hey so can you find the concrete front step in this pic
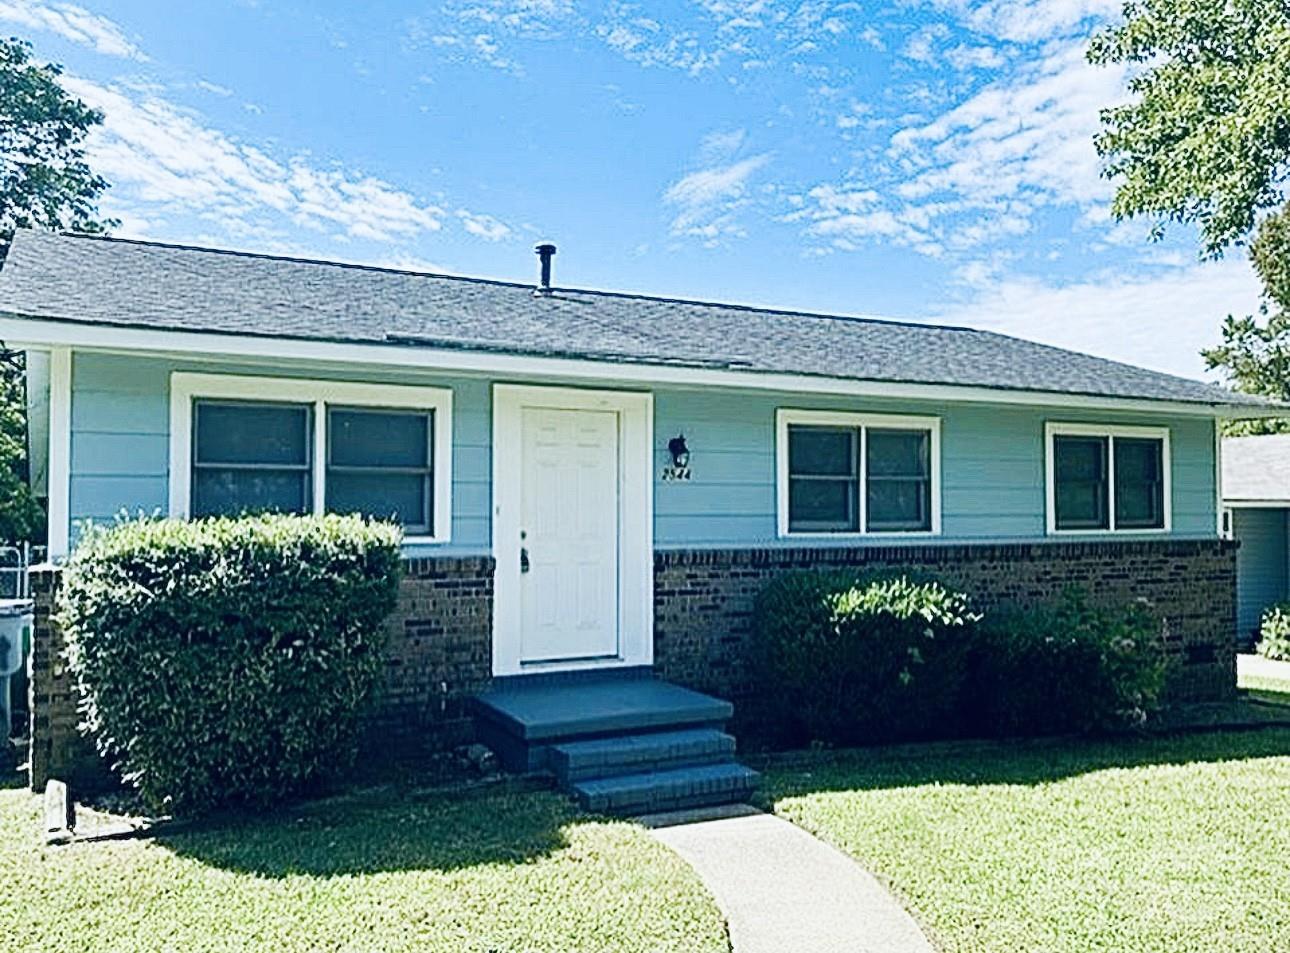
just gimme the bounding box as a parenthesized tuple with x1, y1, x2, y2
(549, 728, 737, 785)
(573, 762, 761, 816)
(473, 676, 733, 742)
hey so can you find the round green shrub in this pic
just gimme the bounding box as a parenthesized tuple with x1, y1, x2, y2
(749, 571, 979, 747)
(57, 514, 403, 814)
(1257, 603, 1290, 662)
(963, 590, 1170, 736)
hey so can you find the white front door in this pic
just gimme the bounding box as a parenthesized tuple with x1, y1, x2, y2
(492, 385, 654, 676)
(519, 407, 620, 662)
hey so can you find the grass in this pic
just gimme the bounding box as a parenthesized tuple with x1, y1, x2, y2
(0, 784, 728, 953)
(764, 729, 1290, 953)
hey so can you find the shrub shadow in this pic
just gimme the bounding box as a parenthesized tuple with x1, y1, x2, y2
(757, 725, 1290, 803)
(153, 786, 578, 878)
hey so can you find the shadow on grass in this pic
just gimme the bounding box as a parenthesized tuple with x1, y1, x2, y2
(757, 726, 1290, 804)
(153, 787, 579, 878)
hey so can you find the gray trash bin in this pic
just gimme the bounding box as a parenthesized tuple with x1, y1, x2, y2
(0, 599, 33, 739)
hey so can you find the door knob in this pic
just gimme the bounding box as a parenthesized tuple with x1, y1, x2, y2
(520, 547, 530, 574)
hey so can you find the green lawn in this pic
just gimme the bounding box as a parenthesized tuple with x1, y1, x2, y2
(764, 729, 1290, 953)
(0, 784, 727, 953)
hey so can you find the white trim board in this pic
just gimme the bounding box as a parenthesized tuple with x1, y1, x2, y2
(46, 347, 71, 559)
(1044, 422, 1173, 536)
(2, 315, 1278, 418)
(775, 408, 943, 539)
(169, 372, 453, 544)
(491, 384, 654, 677)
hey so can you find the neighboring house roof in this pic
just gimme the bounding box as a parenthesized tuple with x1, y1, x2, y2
(1224, 434, 1290, 504)
(0, 228, 1274, 410)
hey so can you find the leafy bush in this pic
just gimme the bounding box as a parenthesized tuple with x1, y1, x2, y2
(1257, 604, 1290, 661)
(749, 571, 979, 747)
(964, 590, 1170, 736)
(57, 514, 403, 813)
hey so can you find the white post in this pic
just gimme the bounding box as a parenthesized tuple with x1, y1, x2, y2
(46, 348, 71, 560)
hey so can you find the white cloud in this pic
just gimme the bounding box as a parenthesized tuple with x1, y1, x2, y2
(0, 0, 146, 58)
(664, 152, 772, 242)
(922, 0, 1122, 42)
(597, 9, 723, 76)
(934, 257, 1263, 379)
(893, 42, 1123, 209)
(194, 79, 233, 97)
(457, 209, 514, 241)
(63, 76, 450, 244)
(799, 38, 1127, 258)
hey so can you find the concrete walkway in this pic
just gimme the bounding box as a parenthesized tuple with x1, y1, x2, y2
(1239, 652, 1290, 684)
(648, 807, 934, 953)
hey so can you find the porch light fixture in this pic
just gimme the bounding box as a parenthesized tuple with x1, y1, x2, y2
(668, 435, 690, 469)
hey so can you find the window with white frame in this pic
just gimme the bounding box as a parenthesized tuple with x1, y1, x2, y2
(777, 410, 940, 536)
(1046, 423, 1169, 534)
(171, 374, 452, 542)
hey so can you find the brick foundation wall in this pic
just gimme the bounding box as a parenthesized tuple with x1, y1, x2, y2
(365, 556, 495, 751)
(654, 540, 1238, 734)
(27, 566, 107, 792)
(28, 556, 495, 791)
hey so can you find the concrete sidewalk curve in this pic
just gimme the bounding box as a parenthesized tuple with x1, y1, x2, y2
(649, 808, 934, 953)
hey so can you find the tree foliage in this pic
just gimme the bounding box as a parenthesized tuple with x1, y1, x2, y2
(1089, 1, 1290, 256)
(1091, 3, 1290, 426)
(0, 36, 115, 543)
(1, 36, 113, 256)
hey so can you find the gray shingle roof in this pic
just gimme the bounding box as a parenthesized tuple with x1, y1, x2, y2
(1224, 435, 1290, 502)
(0, 229, 1272, 408)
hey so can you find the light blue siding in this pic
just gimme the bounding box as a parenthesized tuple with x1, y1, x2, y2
(653, 388, 1218, 544)
(66, 351, 1221, 555)
(1233, 507, 1289, 641)
(69, 352, 492, 556)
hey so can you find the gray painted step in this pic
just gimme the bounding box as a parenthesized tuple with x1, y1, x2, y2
(473, 676, 733, 741)
(574, 762, 761, 816)
(550, 728, 737, 785)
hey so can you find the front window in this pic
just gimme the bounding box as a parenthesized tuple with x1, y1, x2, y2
(1051, 435, 1108, 530)
(1049, 425, 1168, 533)
(173, 373, 453, 542)
(866, 429, 932, 532)
(326, 407, 434, 535)
(191, 400, 313, 517)
(779, 411, 939, 536)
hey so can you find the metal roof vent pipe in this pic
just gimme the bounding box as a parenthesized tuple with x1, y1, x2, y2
(534, 242, 556, 296)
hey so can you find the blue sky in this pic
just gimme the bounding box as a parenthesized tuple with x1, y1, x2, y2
(0, 0, 1265, 379)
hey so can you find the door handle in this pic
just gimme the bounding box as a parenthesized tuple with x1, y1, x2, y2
(520, 547, 530, 574)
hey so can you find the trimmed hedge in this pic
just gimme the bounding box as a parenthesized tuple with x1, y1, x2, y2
(963, 591, 1170, 736)
(750, 571, 979, 747)
(750, 571, 1171, 747)
(1257, 603, 1290, 661)
(57, 514, 403, 814)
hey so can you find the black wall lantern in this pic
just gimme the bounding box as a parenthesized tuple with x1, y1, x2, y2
(668, 434, 690, 469)
(663, 434, 692, 482)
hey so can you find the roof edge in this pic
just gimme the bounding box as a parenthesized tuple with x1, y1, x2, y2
(0, 311, 1280, 419)
(6, 229, 980, 335)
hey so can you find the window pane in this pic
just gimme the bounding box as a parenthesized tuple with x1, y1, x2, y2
(789, 478, 858, 531)
(195, 401, 310, 466)
(1115, 437, 1164, 528)
(327, 472, 429, 530)
(192, 469, 310, 517)
(330, 409, 431, 468)
(868, 480, 930, 531)
(1054, 435, 1106, 483)
(788, 426, 856, 477)
(1053, 436, 1108, 530)
(867, 430, 929, 478)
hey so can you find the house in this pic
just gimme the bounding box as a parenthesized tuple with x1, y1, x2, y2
(0, 229, 1276, 809)
(1223, 434, 1290, 644)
